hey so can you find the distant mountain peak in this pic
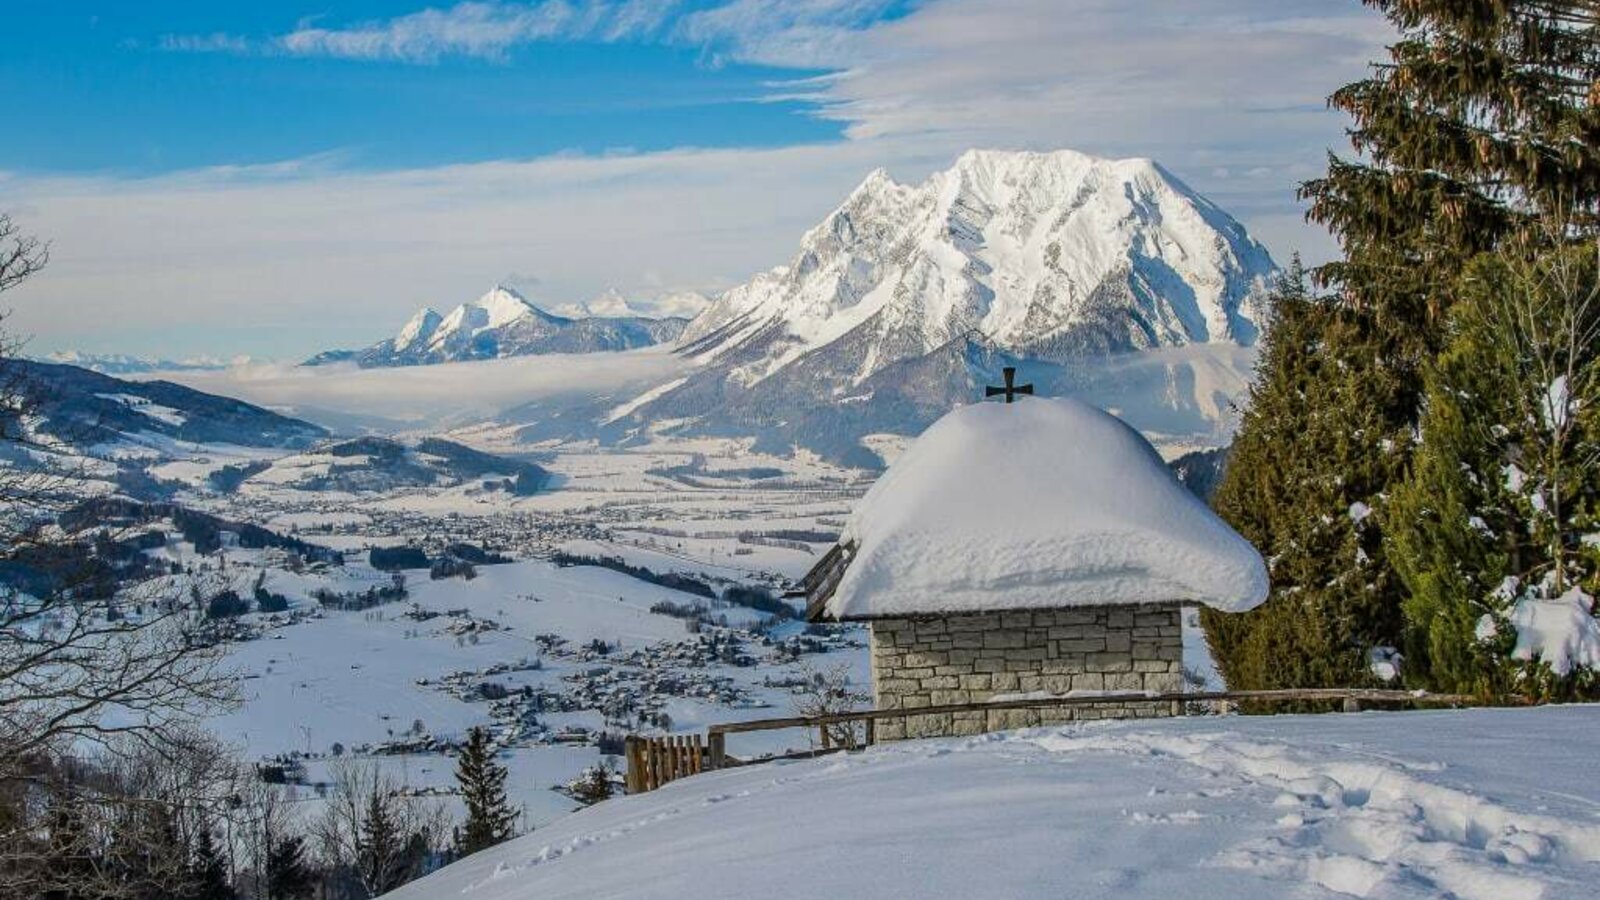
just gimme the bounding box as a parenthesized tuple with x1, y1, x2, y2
(304, 284, 689, 369)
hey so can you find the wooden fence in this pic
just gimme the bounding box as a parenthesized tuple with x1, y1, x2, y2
(623, 687, 1476, 794)
(624, 733, 727, 794)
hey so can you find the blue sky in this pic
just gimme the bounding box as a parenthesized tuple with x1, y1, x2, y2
(3, 1, 1392, 359)
(6, 2, 890, 175)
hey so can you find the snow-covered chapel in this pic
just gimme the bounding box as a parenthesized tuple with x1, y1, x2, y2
(801, 394, 1270, 740)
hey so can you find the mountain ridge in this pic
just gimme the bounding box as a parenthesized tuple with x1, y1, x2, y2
(307, 286, 689, 368)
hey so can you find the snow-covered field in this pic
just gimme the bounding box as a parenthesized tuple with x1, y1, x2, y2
(390, 705, 1600, 900)
(204, 551, 868, 827)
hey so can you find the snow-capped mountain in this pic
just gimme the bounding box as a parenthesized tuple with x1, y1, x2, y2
(308, 286, 689, 368)
(588, 149, 1277, 464)
(679, 149, 1275, 384)
(39, 351, 246, 375)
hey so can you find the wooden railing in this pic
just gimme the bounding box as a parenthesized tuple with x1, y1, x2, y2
(623, 688, 1476, 793)
(623, 734, 716, 794)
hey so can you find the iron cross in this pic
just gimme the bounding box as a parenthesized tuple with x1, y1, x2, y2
(985, 366, 1034, 403)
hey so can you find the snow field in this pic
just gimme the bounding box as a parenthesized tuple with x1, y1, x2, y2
(387, 706, 1600, 900)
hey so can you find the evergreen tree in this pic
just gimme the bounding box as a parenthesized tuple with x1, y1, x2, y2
(190, 825, 236, 900)
(356, 789, 404, 895)
(265, 835, 316, 900)
(453, 727, 517, 856)
(1303, 1, 1600, 334)
(1387, 242, 1600, 698)
(1202, 259, 1413, 688)
(1210, 4, 1600, 690)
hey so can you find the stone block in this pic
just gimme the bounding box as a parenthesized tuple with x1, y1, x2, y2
(1072, 673, 1105, 691)
(1142, 672, 1184, 693)
(985, 709, 1040, 732)
(905, 713, 953, 738)
(1105, 672, 1144, 691)
(923, 675, 960, 690)
(1000, 612, 1034, 629)
(1087, 653, 1134, 672)
(952, 711, 987, 734)
(1104, 631, 1132, 653)
(960, 673, 993, 691)
(983, 631, 1026, 650)
(1042, 674, 1074, 694)
(949, 613, 1000, 631)
(1053, 653, 1087, 671)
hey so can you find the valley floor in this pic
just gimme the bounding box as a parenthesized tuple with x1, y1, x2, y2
(388, 705, 1600, 900)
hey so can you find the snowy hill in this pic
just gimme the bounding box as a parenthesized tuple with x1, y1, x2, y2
(307, 286, 688, 368)
(587, 149, 1275, 464)
(231, 435, 552, 496)
(386, 706, 1600, 900)
(7, 360, 327, 453)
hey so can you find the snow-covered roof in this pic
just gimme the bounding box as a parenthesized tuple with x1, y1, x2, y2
(816, 397, 1268, 619)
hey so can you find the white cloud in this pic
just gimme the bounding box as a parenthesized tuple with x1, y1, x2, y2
(158, 32, 252, 53)
(161, 1, 685, 63)
(276, 1, 602, 63)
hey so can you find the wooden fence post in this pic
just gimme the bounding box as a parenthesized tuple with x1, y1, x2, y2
(708, 731, 726, 770)
(624, 737, 643, 794)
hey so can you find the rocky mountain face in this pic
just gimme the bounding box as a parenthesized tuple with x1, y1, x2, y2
(587, 149, 1277, 465)
(306, 286, 688, 368)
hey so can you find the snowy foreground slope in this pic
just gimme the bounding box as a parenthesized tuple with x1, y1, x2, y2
(390, 706, 1600, 900)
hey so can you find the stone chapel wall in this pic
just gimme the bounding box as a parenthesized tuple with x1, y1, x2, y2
(868, 604, 1185, 740)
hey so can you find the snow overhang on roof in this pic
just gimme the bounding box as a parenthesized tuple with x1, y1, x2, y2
(804, 397, 1269, 622)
